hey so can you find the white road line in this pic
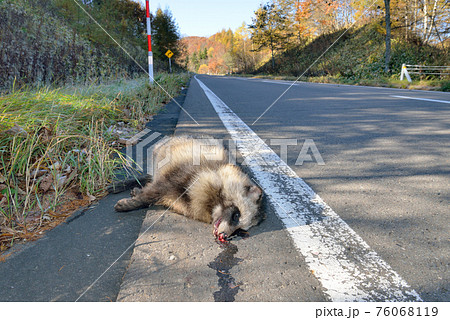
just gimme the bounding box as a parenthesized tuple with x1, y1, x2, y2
(195, 76, 422, 302)
(391, 95, 450, 104)
(261, 80, 298, 85)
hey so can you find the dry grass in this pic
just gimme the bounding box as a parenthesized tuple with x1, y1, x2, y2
(0, 73, 191, 253)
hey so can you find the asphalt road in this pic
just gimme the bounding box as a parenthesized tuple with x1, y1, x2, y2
(119, 75, 449, 301)
(1, 76, 448, 302)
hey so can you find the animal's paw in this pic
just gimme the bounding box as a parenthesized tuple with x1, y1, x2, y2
(114, 199, 129, 212)
(130, 187, 141, 197)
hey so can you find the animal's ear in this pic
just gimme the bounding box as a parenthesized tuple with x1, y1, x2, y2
(247, 185, 262, 201)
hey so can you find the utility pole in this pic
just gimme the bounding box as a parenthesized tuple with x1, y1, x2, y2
(146, 1, 154, 84)
(384, 0, 391, 73)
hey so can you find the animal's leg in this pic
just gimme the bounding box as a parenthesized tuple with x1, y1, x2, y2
(114, 183, 160, 212)
(114, 198, 147, 212)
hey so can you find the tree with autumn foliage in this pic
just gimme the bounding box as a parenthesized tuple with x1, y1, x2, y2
(349, 0, 449, 45)
(231, 23, 253, 73)
(249, 1, 292, 69)
(294, 0, 352, 39)
(198, 64, 209, 74)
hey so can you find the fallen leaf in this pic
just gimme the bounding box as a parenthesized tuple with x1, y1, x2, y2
(64, 169, 78, 186)
(39, 174, 53, 193)
(38, 126, 53, 143)
(31, 169, 47, 179)
(16, 187, 26, 196)
(53, 174, 67, 190)
(49, 162, 61, 171)
(87, 193, 96, 202)
(123, 108, 131, 117)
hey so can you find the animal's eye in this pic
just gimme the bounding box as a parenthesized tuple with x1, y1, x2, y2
(232, 211, 240, 223)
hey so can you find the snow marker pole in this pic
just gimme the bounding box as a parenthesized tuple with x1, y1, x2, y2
(146, 1, 153, 84)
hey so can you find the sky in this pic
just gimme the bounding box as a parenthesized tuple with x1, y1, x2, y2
(136, 0, 263, 37)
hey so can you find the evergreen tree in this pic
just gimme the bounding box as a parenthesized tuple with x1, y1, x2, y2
(198, 47, 208, 60)
(191, 52, 200, 71)
(152, 7, 181, 66)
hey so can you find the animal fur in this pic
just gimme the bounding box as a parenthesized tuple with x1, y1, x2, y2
(114, 136, 264, 239)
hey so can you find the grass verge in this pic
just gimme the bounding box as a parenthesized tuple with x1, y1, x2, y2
(0, 73, 191, 253)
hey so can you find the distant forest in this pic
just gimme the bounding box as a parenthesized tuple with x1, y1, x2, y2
(181, 0, 449, 80)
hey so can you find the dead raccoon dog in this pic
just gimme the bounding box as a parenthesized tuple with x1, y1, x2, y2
(114, 136, 264, 242)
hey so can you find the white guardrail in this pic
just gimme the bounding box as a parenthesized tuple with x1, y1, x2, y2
(401, 63, 450, 82)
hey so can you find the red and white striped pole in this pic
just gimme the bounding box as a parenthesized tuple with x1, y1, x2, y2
(146, 0, 154, 84)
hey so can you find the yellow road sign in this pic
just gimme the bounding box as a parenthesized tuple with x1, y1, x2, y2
(165, 50, 174, 58)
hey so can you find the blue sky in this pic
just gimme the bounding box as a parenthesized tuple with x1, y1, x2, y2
(137, 0, 263, 37)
